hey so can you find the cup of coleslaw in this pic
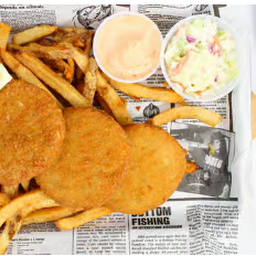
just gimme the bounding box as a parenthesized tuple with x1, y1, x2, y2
(161, 15, 241, 101)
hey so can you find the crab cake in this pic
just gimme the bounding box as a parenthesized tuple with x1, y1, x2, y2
(106, 123, 187, 214)
(36, 107, 130, 209)
(0, 79, 65, 186)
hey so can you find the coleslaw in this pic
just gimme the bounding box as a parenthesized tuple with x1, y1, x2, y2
(164, 18, 238, 98)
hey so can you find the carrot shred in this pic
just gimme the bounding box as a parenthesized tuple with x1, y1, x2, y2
(172, 51, 190, 76)
(212, 36, 223, 54)
(194, 90, 202, 96)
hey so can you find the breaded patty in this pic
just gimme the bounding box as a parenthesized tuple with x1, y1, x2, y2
(106, 123, 187, 214)
(0, 79, 65, 185)
(36, 107, 130, 209)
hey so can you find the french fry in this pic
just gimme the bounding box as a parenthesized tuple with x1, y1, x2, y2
(16, 52, 90, 108)
(75, 65, 84, 81)
(88, 57, 98, 73)
(94, 92, 114, 117)
(0, 190, 58, 253)
(76, 57, 98, 106)
(2, 185, 19, 199)
(96, 71, 133, 126)
(23, 206, 82, 226)
(185, 162, 198, 174)
(71, 45, 89, 74)
(65, 59, 75, 83)
(53, 28, 93, 50)
(12, 25, 58, 45)
(8, 43, 74, 59)
(146, 106, 222, 127)
(55, 207, 112, 231)
(37, 37, 55, 46)
(0, 23, 11, 50)
(102, 73, 185, 104)
(0, 214, 22, 255)
(20, 180, 30, 192)
(0, 193, 9, 207)
(53, 27, 89, 41)
(84, 30, 94, 56)
(42, 58, 69, 73)
(83, 71, 97, 106)
(1, 50, 64, 109)
(0, 189, 58, 228)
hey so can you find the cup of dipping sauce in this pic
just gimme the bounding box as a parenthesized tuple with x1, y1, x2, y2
(93, 12, 163, 83)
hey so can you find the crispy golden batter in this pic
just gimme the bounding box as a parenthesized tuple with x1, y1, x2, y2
(0, 79, 65, 185)
(36, 108, 130, 209)
(106, 124, 187, 214)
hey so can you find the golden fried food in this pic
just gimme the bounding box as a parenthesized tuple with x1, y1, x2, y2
(0, 50, 64, 109)
(96, 71, 133, 126)
(0, 189, 58, 228)
(23, 206, 82, 226)
(56, 123, 188, 229)
(0, 79, 65, 185)
(12, 25, 57, 45)
(102, 72, 184, 104)
(0, 214, 21, 254)
(106, 123, 187, 214)
(36, 107, 130, 209)
(147, 106, 222, 127)
(0, 23, 11, 50)
(16, 52, 90, 108)
(1, 185, 19, 199)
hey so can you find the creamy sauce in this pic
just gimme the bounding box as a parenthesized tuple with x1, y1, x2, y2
(96, 14, 162, 81)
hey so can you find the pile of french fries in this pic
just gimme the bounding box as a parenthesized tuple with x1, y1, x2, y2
(0, 23, 222, 254)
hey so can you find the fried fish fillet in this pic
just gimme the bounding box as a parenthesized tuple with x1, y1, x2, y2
(0, 79, 65, 186)
(106, 123, 187, 214)
(36, 107, 130, 209)
(55, 123, 189, 230)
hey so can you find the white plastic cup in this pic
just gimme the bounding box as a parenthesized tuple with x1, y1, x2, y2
(93, 11, 163, 84)
(161, 15, 242, 101)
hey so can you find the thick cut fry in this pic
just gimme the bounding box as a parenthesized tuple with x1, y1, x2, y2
(23, 207, 82, 226)
(2, 185, 19, 199)
(83, 71, 97, 106)
(20, 180, 30, 192)
(8, 43, 74, 59)
(0, 214, 22, 255)
(94, 92, 114, 116)
(71, 45, 89, 74)
(0, 23, 11, 50)
(16, 52, 90, 108)
(56, 207, 112, 231)
(96, 71, 133, 126)
(102, 73, 184, 103)
(12, 25, 57, 45)
(0, 193, 9, 207)
(75, 65, 84, 81)
(84, 31, 93, 56)
(66, 59, 75, 83)
(1, 50, 64, 109)
(42, 58, 68, 73)
(53, 28, 93, 51)
(0, 189, 58, 228)
(0, 190, 58, 253)
(146, 106, 222, 127)
(88, 57, 98, 73)
(53, 27, 89, 41)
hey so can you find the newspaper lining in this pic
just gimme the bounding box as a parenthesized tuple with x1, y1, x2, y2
(0, 4, 239, 255)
